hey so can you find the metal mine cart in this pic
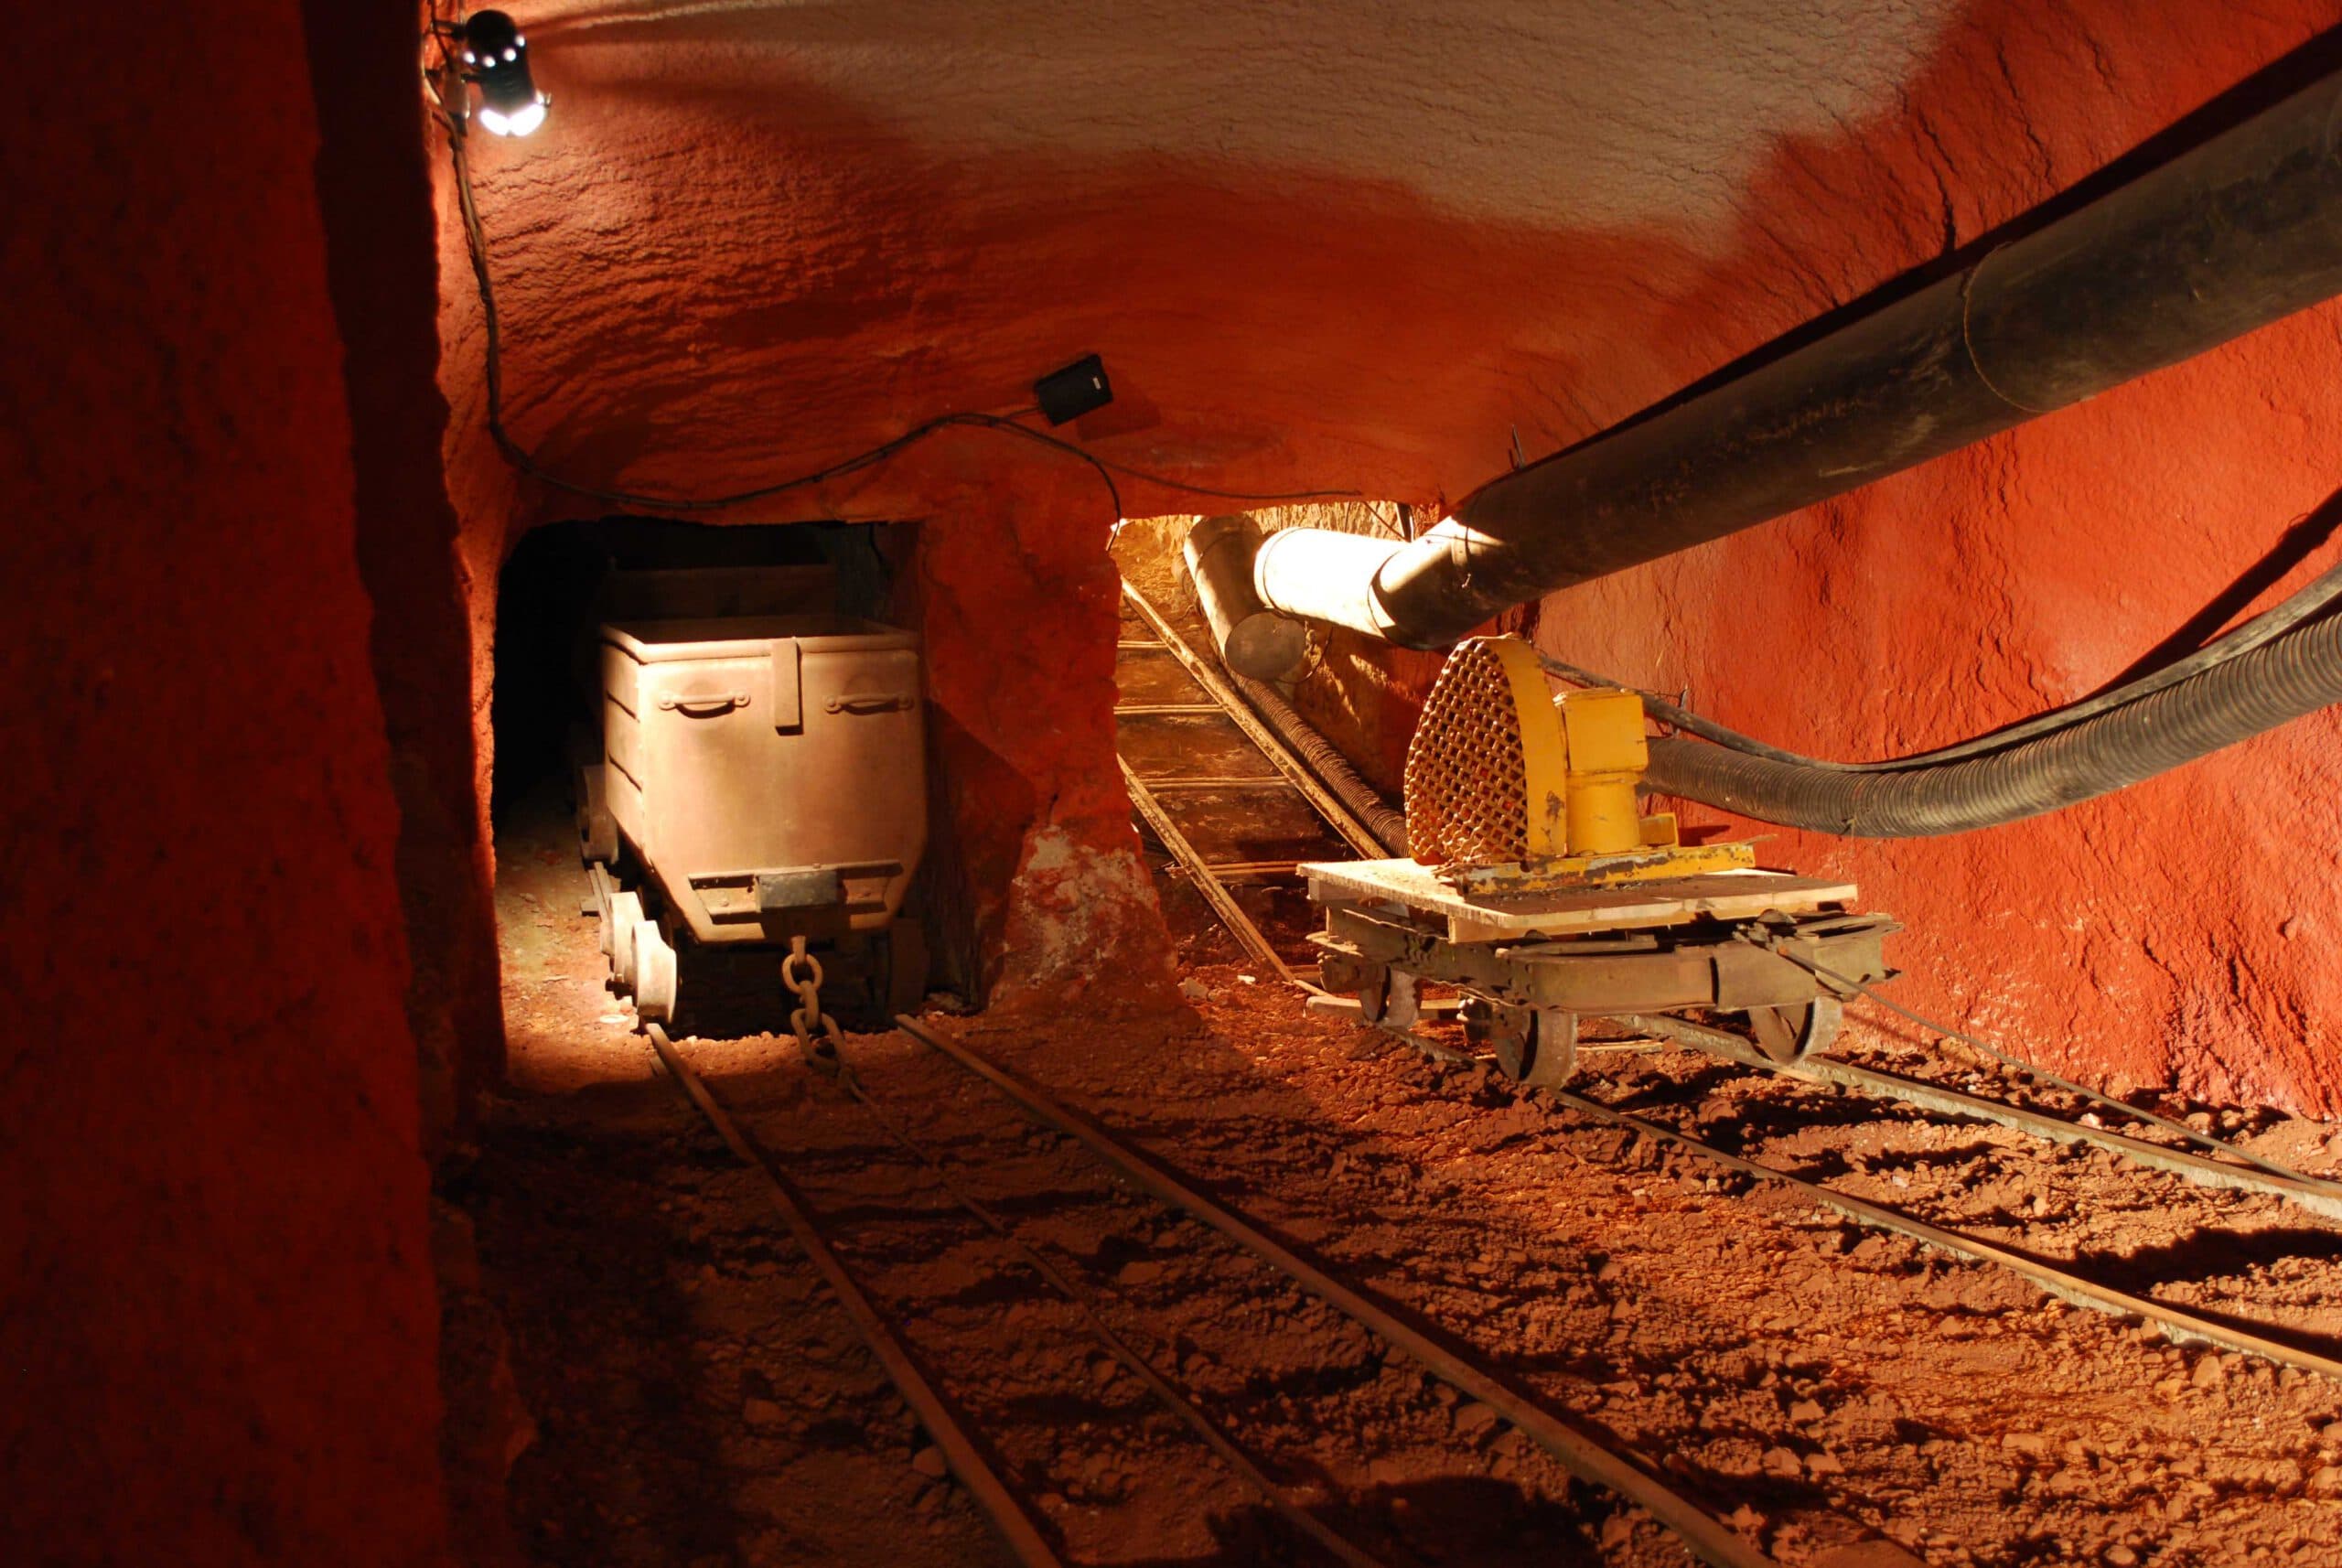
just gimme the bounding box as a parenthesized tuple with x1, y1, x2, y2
(1306, 634, 1895, 1084)
(575, 609, 929, 1026)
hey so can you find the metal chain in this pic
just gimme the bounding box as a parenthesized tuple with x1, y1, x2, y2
(781, 936, 844, 1055)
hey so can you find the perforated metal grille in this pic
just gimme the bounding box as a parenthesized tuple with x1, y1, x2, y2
(1403, 637, 1530, 865)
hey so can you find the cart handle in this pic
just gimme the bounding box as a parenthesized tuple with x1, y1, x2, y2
(658, 691, 750, 714)
(824, 693, 915, 715)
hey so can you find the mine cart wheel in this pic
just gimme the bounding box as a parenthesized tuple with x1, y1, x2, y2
(1358, 964, 1421, 1032)
(575, 763, 618, 866)
(607, 891, 644, 987)
(1469, 1000, 1578, 1088)
(632, 919, 678, 1023)
(1748, 994, 1842, 1064)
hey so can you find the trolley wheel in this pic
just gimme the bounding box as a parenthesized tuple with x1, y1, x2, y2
(1358, 964, 1421, 1031)
(1748, 994, 1842, 1064)
(607, 891, 644, 986)
(575, 762, 618, 866)
(632, 919, 678, 1023)
(1469, 1000, 1578, 1087)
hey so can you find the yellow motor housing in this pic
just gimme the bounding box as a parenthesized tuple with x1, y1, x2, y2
(1556, 686, 1647, 856)
(1403, 634, 1753, 886)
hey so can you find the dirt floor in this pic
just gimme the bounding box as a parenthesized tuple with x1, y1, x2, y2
(457, 521, 2342, 1565)
(455, 784, 2342, 1567)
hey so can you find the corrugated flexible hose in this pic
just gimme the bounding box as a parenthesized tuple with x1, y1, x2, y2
(1233, 672, 1412, 855)
(1643, 607, 2342, 836)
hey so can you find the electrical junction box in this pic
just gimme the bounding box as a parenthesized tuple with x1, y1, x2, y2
(1035, 354, 1113, 425)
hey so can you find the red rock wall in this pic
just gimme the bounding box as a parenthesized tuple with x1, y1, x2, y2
(2, 2, 452, 1561)
(894, 464, 1174, 1004)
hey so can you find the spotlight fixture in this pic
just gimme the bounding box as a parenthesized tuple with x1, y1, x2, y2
(461, 11, 547, 137)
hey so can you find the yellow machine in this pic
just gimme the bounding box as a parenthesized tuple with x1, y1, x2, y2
(1307, 631, 1886, 1076)
(1402, 634, 1755, 892)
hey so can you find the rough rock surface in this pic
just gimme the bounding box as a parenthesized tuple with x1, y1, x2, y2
(439, 0, 2342, 1106)
(3, 2, 453, 1561)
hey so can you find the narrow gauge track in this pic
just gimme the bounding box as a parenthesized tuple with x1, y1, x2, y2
(1345, 994, 2342, 1387)
(1550, 1018, 2342, 1384)
(643, 1019, 1797, 1568)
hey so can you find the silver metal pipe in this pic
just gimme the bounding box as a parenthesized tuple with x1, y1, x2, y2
(1251, 526, 1404, 640)
(1182, 514, 1311, 682)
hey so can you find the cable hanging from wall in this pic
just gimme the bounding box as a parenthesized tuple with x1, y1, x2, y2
(423, 7, 1360, 521)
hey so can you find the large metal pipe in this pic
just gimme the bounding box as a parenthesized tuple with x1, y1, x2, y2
(1183, 515, 1310, 682)
(1257, 67, 2342, 650)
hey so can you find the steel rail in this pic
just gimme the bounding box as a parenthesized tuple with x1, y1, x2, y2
(821, 1046, 1397, 1568)
(1119, 582, 1389, 861)
(641, 1025, 1066, 1568)
(1615, 1012, 2342, 1224)
(1120, 757, 1305, 987)
(1542, 1052, 2342, 1385)
(1754, 941, 2337, 1190)
(896, 1015, 1778, 1568)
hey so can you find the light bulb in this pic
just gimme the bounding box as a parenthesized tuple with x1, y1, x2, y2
(477, 98, 547, 137)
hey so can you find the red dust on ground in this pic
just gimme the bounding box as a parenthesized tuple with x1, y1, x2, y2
(464, 811, 2342, 1566)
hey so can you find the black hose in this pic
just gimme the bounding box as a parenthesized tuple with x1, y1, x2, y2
(1234, 673, 1412, 855)
(1547, 554, 2342, 772)
(1359, 67, 2342, 650)
(1642, 607, 2342, 836)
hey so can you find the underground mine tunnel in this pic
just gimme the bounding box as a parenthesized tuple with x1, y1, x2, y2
(24, 2, 2342, 1565)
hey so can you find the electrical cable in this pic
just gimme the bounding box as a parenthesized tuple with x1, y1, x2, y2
(1539, 552, 2342, 773)
(441, 114, 1360, 521)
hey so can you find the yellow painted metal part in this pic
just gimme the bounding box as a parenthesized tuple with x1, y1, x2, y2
(1557, 687, 1647, 855)
(1402, 634, 1765, 891)
(1485, 636, 1569, 857)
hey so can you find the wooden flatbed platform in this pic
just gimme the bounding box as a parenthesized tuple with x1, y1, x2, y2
(1302, 858, 1859, 943)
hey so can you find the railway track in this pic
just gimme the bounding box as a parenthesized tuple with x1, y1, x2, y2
(1343, 992, 2342, 1386)
(1548, 1028, 2342, 1384)
(1113, 578, 1381, 986)
(640, 993, 2342, 1566)
(644, 1018, 1804, 1568)
(1617, 1010, 2342, 1225)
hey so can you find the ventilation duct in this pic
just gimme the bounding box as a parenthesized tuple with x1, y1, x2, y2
(1252, 66, 2342, 650)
